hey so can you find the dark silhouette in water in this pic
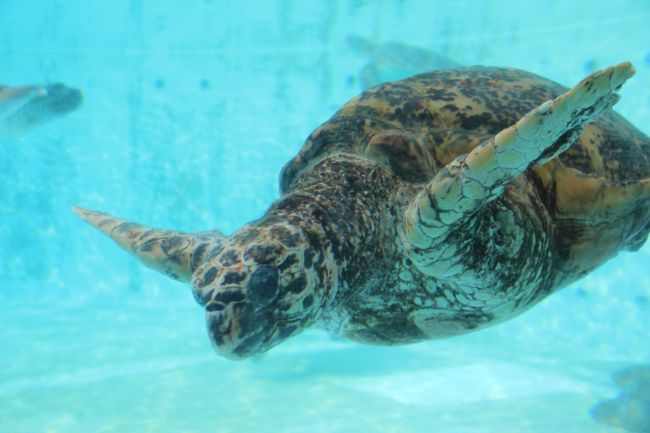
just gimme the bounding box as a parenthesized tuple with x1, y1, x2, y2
(0, 83, 82, 137)
(347, 35, 460, 89)
(591, 365, 650, 433)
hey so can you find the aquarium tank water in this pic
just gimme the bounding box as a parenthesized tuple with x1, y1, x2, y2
(1, 1, 649, 432)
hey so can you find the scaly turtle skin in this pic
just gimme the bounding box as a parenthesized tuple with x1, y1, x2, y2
(75, 62, 650, 360)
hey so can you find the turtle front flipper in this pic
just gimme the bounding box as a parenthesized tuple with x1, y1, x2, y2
(401, 62, 636, 277)
(73, 207, 224, 282)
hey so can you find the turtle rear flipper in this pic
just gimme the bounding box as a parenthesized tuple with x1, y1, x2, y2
(544, 168, 650, 277)
(400, 62, 637, 277)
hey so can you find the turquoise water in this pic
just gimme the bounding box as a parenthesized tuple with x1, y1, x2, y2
(1, 1, 650, 432)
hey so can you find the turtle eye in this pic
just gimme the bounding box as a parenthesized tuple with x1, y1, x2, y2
(247, 265, 279, 307)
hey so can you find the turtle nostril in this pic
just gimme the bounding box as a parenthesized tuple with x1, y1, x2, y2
(247, 265, 279, 307)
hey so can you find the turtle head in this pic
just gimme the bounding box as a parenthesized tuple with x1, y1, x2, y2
(192, 222, 326, 359)
(74, 208, 330, 360)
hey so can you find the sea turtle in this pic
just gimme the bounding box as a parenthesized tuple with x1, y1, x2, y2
(591, 365, 650, 432)
(347, 35, 460, 89)
(0, 85, 45, 114)
(0, 83, 82, 138)
(75, 62, 650, 360)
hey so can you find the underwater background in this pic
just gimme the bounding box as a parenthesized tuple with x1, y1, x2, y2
(1, 1, 649, 432)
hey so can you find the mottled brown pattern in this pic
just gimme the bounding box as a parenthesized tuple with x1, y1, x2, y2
(76, 64, 650, 360)
(282, 67, 649, 189)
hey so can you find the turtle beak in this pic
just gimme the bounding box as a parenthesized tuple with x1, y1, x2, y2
(72, 207, 224, 282)
(205, 303, 273, 359)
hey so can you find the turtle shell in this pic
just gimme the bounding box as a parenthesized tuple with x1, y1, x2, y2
(280, 67, 650, 194)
